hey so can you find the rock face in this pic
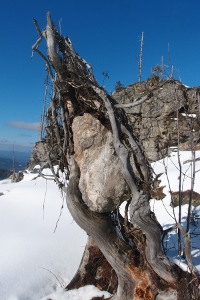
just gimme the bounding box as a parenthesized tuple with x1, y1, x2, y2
(112, 79, 200, 162)
(28, 141, 49, 170)
(11, 171, 24, 183)
(72, 113, 128, 212)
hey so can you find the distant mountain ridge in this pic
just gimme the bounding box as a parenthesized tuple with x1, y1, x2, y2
(0, 157, 13, 171)
(0, 151, 31, 171)
(0, 169, 12, 180)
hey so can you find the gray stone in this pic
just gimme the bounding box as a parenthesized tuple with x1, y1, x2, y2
(112, 80, 200, 162)
(28, 141, 50, 170)
(72, 113, 128, 213)
(11, 171, 24, 183)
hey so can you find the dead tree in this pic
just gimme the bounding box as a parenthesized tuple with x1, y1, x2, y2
(32, 13, 200, 300)
(139, 32, 144, 83)
(135, 32, 144, 83)
(12, 144, 16, 183)
(40, 71, 49, 141)
(161, 56, 163, 81)
(168, 43, 173, 79)
(13, 145, 16, 174)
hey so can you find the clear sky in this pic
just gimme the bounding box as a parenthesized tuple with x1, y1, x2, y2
(1, 0, 200, 152)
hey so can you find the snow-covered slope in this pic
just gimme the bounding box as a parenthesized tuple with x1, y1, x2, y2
(1, 150, 200, 299)
(150, 150, 200, 272)
(0, 169, 87, 300)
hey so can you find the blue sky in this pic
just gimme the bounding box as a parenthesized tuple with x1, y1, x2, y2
(0, 0, 200, 152)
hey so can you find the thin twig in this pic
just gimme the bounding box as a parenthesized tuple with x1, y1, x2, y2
(54, 191, 65, 233)
(39, 266, 66, 288)
(43, 179, 47, 219)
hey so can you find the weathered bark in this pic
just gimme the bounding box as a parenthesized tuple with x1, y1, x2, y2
(66, 157, 136, 299)
(40, 71, 48, 141)
(66, 156, 155, 300)
(32, 12, 200, 300)
(177, 223, 198, 275)
(46, 12, 63, 77)
(50, 94, 61, 145)
(93, 87, 177, 284)
(66, 235, 118, 294)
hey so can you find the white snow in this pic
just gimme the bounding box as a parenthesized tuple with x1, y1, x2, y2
(40, 285, 111, 300)
(1, 150, 200, 299)
(181, 113, 196, 118)
(0, 169, 87, 300)
(150, 150, 200, 272)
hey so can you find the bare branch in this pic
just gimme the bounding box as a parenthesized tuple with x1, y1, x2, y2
(33, 47, 54, 81)
(176, 223, 198, 275)
(31, 18, 44, 58)
(175, 87, 182, 256)
(32, 17, 54, 81)
(33, 18, 43, 39)
(93, 86, 176, 284)
(40, 71, 49, 141)
(58, 93, 68, 153)
(46, 12, 63, 76)
(114, 93, 150, 108)
(139, 32, 144, 82)
(93, 86, 139, 197)
(51, 90, 61, 145)
(161, 56, 163, 80)
(47, 153, 63, 189)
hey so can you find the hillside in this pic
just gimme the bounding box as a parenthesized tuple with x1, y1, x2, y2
(0, 168, 89, 300)
(1, 150, 200, 299)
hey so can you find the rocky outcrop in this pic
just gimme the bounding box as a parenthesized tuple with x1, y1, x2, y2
(29, 80, 200, 171)
(11, 171, 24, 183)
(171, 190, 200, 207)
(72, 113, 128, 212)
(28, 141, 50, 170)
(112, 79, 200, 162)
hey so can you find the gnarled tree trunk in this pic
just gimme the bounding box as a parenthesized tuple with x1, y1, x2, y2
(32, 12, 200, 300)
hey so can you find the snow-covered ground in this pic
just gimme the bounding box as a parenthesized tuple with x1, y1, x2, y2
(0, 167, 112, 300)
(1, 150, 200, 299)
(150, 150, 200, 272)
(0, 169, 87, 300)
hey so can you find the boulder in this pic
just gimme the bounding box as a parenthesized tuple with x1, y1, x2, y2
(72, 113, 128, 213)
(28, 141, 49, 170)
(11, 171, 24, 183)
